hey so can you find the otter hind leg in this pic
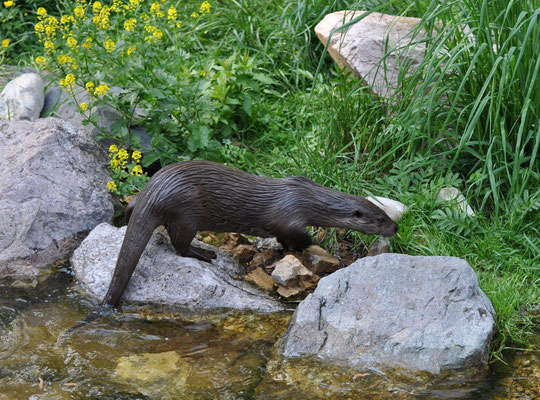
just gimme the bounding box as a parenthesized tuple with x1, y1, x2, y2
(166, 219, 216, 262)
(276, 227, 312, 251)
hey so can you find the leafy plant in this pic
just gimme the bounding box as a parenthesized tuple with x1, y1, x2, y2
(106, 145, 149, 200)
(35, 0, 271, 166)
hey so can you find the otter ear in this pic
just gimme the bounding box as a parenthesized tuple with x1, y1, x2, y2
(354, 210, 364, 219)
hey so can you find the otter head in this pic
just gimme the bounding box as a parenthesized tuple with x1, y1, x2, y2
(341, 197, 399, 237)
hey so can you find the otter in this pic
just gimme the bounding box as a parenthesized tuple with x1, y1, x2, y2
(102, 160, 398, 307)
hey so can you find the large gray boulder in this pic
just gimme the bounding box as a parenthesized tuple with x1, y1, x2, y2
(0, 118, 114, 278)
(281, 254, 496, 373)
(0, 73, 44, 121)
(71, 223, 285, 313)
(315, 11, 425, 98)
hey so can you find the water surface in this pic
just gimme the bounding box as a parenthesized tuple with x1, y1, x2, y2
(0, 268, 537, 399)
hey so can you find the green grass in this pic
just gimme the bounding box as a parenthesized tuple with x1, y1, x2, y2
(212, 0, 540, 355)
(4, 0, 539, 357)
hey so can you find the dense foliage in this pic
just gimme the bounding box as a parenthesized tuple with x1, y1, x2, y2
(1, 0, 538, 356)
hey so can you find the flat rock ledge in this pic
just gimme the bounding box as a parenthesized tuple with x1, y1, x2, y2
(0, 118, 113, 278)
(72, 223, 285, 313)
(281, 253, 496, 374)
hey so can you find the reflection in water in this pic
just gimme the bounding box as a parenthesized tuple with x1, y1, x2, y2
(0, 269, 538, 399)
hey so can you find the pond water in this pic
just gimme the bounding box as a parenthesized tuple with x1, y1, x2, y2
(0, 268, 538, 400)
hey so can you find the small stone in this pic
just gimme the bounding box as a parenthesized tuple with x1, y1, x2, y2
(244, 267, 275, 291)
(221, 233, 251, 252)
(271, 255, 319, 293)
(277, 285, 303, 298)
(250, 249, 280, 268)
(254, 237, 284, 251)
(366, 196, 407, 222)
(437, 187, 475, 216)
(271, 255, 306, 287)
(0, 73, 44, 121)
(302, 245, 341, 275)
(231, 244, 258, 263)
(367, 238, 391, 257)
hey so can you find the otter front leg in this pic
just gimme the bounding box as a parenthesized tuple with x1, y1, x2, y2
(166, 220, 216, 262)
(275, 226, 312, 251)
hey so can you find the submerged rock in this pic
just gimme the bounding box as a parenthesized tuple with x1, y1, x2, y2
(0, 118, 113, 278)
(71, 223, 284, 313)
(115, 351, 190, 397)
(281, 253, 496, 373)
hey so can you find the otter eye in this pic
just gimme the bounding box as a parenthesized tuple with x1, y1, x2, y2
(354, 210, 364, 219)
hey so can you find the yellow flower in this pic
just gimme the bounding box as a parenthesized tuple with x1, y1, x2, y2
(176, 21, 182, 28)
(97, 7, 111, 29)
(132, 150, 142, 160)
(191, 12, 198, 18)
(93, 1, 102, 14)
(117, 149, 129, 160)
(129, 0, 141, 10)
(124, 18, 137, 31)
(44, 40, 55, 52)
(45, 16, 59, 38)
(1, 39, 9, 48)
(57, 54, 69, 65)
(60, 15, 72, 25)
(67, 37, 77, 49)
(37, 7, 47, 18)
(4, 1, 14, 8)
(73, 5, 85, 19)
(150, 2, 160, 15)
(109, 144, 118, 153)
(94, 83, 110, 97)
(60, 73, 76, 93)
(127, 46, 135, 55)
(152, 29, 163, 40)
(35, 22, 45, 35)
(167, 7, 177, 21)
(105, 39, 115, 52)
(35, 56, 47, 67)
(107, 181, 118, 192)
(85, 81, 95, 92)
(132, 165, 143, 176)
(200, 1, 211, 14)
(199, 70, 206, 77)
(82, 37, 92, 49)
(80, 102, 88, 111)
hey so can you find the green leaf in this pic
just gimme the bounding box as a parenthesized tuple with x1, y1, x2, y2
(242, 96, 252, 116)
(253, 73, 276, 85)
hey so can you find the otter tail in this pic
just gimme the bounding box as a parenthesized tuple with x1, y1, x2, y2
(101, 205, 161, 307)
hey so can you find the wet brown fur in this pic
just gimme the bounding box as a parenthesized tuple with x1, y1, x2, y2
(102, 160, 398, 307)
